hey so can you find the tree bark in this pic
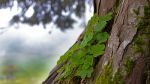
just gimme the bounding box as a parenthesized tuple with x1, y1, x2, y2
(43, 0, 150, 84)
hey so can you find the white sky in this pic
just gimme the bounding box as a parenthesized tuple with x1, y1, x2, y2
(0, 1, 93, 67)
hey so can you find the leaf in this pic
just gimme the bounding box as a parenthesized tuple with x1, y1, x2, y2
(96, 32, 109, 43)
(76, 67, 93, 79)
(94, 51, 104, 57)
(81, 32, 93, 47)
(87, 67, 93, 78)
(94, 21, 107, 32)
(71, 43, 80, 51)
(89, 14, 100, 25)
(90, 44, 105, 57)
(60, 64, 73, 79)
(82, 55, 93, 69)
(70, 50, 86, 65)
(57, 43, 80, 64)
(77, 69, 87, 79)
(57, 53, 70, 65)
(85, 55, 93, 66)
(82, 63, 90, 70)
(100, 12, 113, 22)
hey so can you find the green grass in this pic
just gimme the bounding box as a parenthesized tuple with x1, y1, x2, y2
(0, 58, 52, 84)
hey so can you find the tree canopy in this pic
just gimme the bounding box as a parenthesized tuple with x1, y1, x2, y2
(0, 0, 86, 30)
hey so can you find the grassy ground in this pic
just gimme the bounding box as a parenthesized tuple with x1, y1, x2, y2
(0, 58, 52, 84)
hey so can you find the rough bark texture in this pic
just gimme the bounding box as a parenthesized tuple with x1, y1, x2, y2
(43, 0, 150, 84)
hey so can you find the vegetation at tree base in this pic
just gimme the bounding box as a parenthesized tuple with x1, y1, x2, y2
(57, 13, 112, 80)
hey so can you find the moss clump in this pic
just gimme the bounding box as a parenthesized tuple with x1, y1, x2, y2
(96, 63, 112, 84)
(96, 62, 124, 84)
(144, 3, 150, 84)
(133, 35, 145, 53)
(133, 4, 150, 53)
(144, 4, 150, 18)
(124, 57, 135, 75)
(113, 71, 125, 84)
(112, 0, 122, 15)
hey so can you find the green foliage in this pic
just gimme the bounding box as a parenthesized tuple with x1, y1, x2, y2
(57, 13, 112, 80)
(81, 32, 93, 47)
(0, 0, 86, 29)
(77, 66, 93, 78)
(70, 49, 86, 66)
(95, 21, 107, 32)
(90, 44, 105, 57)
(100, 12, 113, 22)
(96, 32, 109, 43)
(57, 43, 80, 64)
(60, 64, 74, 79)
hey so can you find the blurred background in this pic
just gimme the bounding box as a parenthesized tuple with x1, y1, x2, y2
(0, 0, 93, 84)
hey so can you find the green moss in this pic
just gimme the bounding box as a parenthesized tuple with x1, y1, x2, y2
(96, 63, 112, 84)
(114, 0, 121, 8)
(113, 0, 122, 13)
(133, 4, 150, 54)
(133, 7, 140, 15)
(96, 63, 124, 84)
(113, 71, 125, 84)
(144, 3, 150, 83)
(133, 35, 145, 53)
(144, 4, 150, 18)
(124, 57, 135, 74)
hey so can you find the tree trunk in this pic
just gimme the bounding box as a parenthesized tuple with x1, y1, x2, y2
(43, 0, 150, 84)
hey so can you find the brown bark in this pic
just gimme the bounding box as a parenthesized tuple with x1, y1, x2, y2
(43, 0, 150, 84)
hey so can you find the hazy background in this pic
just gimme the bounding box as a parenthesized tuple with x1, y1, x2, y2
(0, 0, 93, 84)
